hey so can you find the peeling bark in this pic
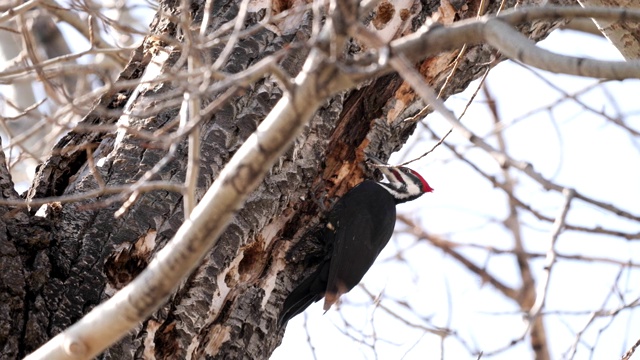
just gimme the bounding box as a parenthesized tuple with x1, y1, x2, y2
(1, 0, 572, 359)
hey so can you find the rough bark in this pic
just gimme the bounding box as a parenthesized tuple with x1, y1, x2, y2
(1, 0, 572, 359)
(577, 0, 640, 60)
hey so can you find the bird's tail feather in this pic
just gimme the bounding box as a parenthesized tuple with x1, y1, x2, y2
(278, 265, 328, 327)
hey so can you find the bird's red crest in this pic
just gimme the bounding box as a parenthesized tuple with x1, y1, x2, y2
(409, 169, 434, 193)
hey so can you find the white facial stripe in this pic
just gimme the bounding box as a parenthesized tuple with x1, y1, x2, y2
(380, 186, 404, 199)
(378, 167, 427, 200)
(406, 180, 421, 195)
(391, 168, 403, 183)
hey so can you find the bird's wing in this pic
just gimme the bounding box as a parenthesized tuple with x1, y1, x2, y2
(278, 264, 329, 326)
(324, 181, 396, 310)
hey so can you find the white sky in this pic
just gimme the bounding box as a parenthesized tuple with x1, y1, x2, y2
(273, 28, 640, 360)
(5, 3, 639, 358)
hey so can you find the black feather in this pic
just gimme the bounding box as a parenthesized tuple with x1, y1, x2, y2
(279, 180, 396, 325)
(278, 263, 328, 326)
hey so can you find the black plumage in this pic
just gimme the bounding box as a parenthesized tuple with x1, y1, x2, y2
(279, 180, 397, 325)
(278, 156, 433, 326)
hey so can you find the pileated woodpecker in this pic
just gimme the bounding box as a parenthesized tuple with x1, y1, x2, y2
(279, 156, 433, 325)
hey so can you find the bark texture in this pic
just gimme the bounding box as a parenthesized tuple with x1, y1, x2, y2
(577, 0, 640, 60)
(1, 0, 568, 359)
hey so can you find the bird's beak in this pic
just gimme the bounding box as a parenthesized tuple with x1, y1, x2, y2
(366, 154, 386, 166)
(365, 154, 387, 165)
(366, 154, 398, 181)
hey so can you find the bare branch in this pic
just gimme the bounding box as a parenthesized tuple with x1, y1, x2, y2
(24, 8, 349, 357)
(391, 7, 640, 80)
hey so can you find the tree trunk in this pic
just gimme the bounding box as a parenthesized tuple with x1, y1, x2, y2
(1, 0, 568, 358)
